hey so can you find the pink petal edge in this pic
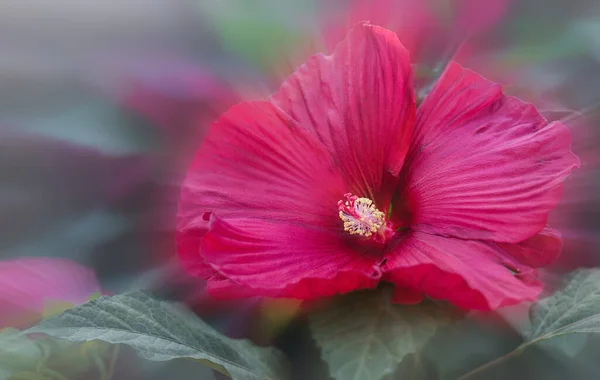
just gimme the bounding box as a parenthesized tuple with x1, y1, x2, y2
(383, 231, 542, 310)
(400, 61, 579, 243)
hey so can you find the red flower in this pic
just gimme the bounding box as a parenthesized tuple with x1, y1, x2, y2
(177, 23, 579, 310)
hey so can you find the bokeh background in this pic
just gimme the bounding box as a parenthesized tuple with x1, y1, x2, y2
(1, 0, 599, 379)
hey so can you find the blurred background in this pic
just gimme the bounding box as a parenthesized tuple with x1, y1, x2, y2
(0, 0, 599, 379)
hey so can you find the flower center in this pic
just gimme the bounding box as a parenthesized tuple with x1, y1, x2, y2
(338, 193, 387, 238)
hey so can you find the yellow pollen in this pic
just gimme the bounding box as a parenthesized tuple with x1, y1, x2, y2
(338, 195, 386, 238)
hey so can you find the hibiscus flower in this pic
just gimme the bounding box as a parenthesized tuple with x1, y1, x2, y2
(177, 22, 579, 310)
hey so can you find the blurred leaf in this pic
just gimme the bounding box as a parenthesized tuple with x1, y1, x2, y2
(0, 327, 120, 380)
(258, 298, 302, 341)
(0, 134, 145, 260)
(499, 28, 589, 65)
(381, 353, 432, 380)
(43, 338, 113, 375)
(380, 313, 524, 380)
(536, 334, 589, 359)
(421, 315, 523, 380)
(456, 268, 600, 379)
(199, 0, 315, 69)
(218, 20, 303, 67)
(0, 329, 43, 380)
(42, 300, 76, 320)
(88, 292, 102, 302)
(18, 102, 154, 155)
(28, 291, 289, 380)
(309, 287, 459, 380)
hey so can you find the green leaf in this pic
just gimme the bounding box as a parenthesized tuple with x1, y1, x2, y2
(198, 0, 315, 70)
(28, 291, 289, 380)
(381, 354, 432, 380)
(0, 328, 116, 380)
(41, 339, 114, 378)
(518, 268, 600, 360)
(309, 287, 459, 380)
(421, 314, 523, 380)
(529, 268, 600, 343)
(0, 329, 44, 380)
(456, 268, 600, 379)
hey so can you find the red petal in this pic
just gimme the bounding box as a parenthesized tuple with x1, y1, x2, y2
(272, 22, 415, 205)
(401, 61, 579, 243)
(497, 226, 562, 268)
(391, 286, 425, 305)
(201, 215, 380, 299)
(177, 224, 215, 278)
(383, 232, 542, 310)
(177, 100, 350, 280)
(179, 100, 346, 224)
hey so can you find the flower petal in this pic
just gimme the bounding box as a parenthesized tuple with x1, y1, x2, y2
(271, 22, 415, 204)
(383, 231, 542, 310)
(390, 286, 425, 305)
(178, 100, 346, 224)
(201, 215, 380, 299)
(497, 226, 562, 268)
(177, 228, 215, 278)
(177, 100, 349, 278)
(401, 61, 579, 243)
